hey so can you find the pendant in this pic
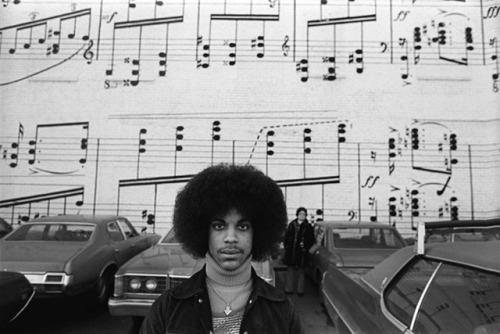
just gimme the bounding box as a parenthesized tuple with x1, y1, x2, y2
(224, 304, 232, 315)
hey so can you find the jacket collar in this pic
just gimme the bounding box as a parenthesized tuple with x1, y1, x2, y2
(171, 265, 287, 302)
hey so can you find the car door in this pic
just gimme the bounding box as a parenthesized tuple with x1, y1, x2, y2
(107, 220, 136, 266)
(116, 218, 149, 258)
(313, 227, 332, 283)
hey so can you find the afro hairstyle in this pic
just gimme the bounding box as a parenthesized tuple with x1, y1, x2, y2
(173, 163, 288, 261)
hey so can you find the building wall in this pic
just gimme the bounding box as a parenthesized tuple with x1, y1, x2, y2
(1, 0, 499, 238)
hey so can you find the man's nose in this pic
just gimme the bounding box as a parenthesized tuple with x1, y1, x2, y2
(224, 225, 238, 242)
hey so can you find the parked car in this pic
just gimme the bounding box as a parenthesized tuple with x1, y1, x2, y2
(108, 228, 275, 325)
(321, 221, 500, 334)
(0, 215, 160, 304)
(308, 221, 407, 284)
(425, 218, 500, 243)
(0, 217, 13, 239)
(0, 271, 35, 325)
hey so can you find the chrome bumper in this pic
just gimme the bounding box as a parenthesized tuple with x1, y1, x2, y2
(108, 298, 155, 317)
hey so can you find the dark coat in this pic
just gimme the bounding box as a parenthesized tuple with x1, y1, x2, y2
(283, 219, 315, 267)
(140, 266, 304, 334)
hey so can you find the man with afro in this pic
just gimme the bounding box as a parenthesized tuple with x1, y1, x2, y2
(140, 163, 304, 334)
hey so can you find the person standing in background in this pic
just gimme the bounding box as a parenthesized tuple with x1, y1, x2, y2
(283, 207, 315, 296)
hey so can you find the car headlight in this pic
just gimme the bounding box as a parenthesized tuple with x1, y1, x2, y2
(145, 278, 157, 291)
(129, 277, 142, 291)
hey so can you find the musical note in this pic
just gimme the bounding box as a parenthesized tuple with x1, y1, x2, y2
(0, 187, 85, 218)
(297, 59, 309, 82)
(196, 35, 210, 69)
(137, 128, 147, 178)
(173, 125, 184, 176)
(211, 121, 221, 166)
(9, 123, 24, 168)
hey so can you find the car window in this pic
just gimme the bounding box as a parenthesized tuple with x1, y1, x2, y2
(107, 221, 125, 241)
(5, 223, 94, 241)
(332, 227, 404, 249)
(161, 228, 178, 244)
(117, 219, 139, 239)
(426, 227, 500, 243)
(385, 258, 500, 333)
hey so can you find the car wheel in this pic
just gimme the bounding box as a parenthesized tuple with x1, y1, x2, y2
(94, 273, 111, 305)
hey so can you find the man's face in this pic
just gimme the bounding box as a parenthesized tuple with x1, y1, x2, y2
(208, 208, 253, 271)
(297, 211, 307, 223)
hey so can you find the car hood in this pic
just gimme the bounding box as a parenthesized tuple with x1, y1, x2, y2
(0, 241, 87, 272)
(117, 243, 204, 277)
(335, 248, 399, 268)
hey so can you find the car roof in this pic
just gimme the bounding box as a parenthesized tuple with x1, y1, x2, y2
(316, 221, 396, 229)
(27, 215, 127, 225)
(363, 241, 500, 292)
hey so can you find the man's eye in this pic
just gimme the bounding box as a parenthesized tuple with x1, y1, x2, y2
(212, 223, 225, 230)
(239, 224, 251, 231)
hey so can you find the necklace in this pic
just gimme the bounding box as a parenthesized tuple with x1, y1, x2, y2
(206, 278, 252, 316)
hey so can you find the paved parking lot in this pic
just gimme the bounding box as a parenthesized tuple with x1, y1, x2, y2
(273, 263, 335, 334)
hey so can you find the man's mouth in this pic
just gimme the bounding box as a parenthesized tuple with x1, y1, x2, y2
(220, 248, 241, 255)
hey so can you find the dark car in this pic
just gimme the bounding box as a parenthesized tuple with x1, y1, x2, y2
(309, 221, 406, 284)
(108, 228, 275, 325)
(321, 221, 500, 333)
(0, 271, 35, 325)
(0, 217, 13, 239)
(0, 215, 160, 304)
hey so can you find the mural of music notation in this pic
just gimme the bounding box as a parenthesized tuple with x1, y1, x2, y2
(0, 0, 498, 237)
(1, 117, 498, 237)
(0, 0, 498, 90)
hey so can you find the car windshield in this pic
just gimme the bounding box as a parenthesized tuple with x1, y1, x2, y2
(385, 258, 500, 333)
(332, 227, 405, 249)
(5, 223, 95, 242)
(160, 229, 179, 244)
(426, 226, 500, 243)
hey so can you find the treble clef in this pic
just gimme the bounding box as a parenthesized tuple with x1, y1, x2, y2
(282, 35, 290, 57)
(83, 40, 94, 64)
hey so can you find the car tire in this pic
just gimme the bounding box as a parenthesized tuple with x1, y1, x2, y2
(94, 272, 112, 305)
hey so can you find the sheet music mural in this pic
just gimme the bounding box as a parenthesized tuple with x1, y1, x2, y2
(0, 0, 498, 237)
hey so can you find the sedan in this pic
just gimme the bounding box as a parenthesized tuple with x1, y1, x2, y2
(0, 215, 160, 304)
(0, 271, 35, 325)
(108, 228, 275, 325)
(309, 221, 406, 284)
(321, 222, 500, 333)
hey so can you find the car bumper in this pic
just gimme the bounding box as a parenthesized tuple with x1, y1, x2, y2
(108, 297, 155, 317)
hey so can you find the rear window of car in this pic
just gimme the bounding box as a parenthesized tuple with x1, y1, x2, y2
(384, 257, 500, 333)
(331, 227, 405, 249)
(426, 227, 500, 243)
(5, 223, 95, 242)
(161, 229, 179, 244)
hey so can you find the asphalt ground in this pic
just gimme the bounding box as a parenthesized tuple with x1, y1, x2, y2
(273, 262, 335, 334)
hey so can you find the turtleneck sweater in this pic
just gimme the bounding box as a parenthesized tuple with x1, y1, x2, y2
(205, 252, 253, 317)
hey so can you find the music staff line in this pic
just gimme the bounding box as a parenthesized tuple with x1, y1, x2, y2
(0, 0, 497, 86)
(2, 136, 498, 172)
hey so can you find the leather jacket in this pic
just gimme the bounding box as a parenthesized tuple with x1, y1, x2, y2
(140, 266, 304, 334)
